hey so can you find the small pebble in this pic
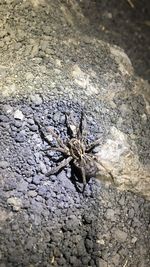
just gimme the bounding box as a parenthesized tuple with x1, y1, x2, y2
(14, 109, 24, 120)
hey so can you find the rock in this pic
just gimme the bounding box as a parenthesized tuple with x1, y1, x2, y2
(39, 161, 47, 174)
(13, 120, 22, 128)
(97, 127, 150, 200)
(111, 253, 120, 265)
(30, 44, 39, 57)
(25, 72, 34, 81)
(3, 178, 17, 191)
(57, 170, 75, 190)
(0, 160, 9, 169)
(14, 109, 24, 120)
(105, 208, 116, 221)
(28, 183, 36, 190)
(15, 130, 26, 143)
(32, 175, 41, 185)
(0, 115, 9, 122)
(28, 190, 38, 197)
(2, 104, 13, 114)
(98, 259, 108, 267)
(30, 94, 43, 105)
(38, 186, 47, 197)
(27, 118, 34, 125)
(28, 124, 38, 132)
(7, 197, 22, 211)
(114, 229, 128, 242)
(128, 208, 135, 219)
(17, 180, 28, 192)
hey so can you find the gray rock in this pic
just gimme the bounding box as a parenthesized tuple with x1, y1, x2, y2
(17, 180, 28, 192)
(15, 130, 26, 143)
(0, 160, 9, 169)
(128, 208, 135, 218)
(28, 190, 38, 197)
(2, 104, 13, 114)
(3, 178, 17, 191)
(57, 170, 75, 190)
(27, 118, 34, 125)
(114, 229, 128, 242)
(28, 124, 38, 132)
(13, 120, 22, 128)
(0, 115, 9, 122)
(105, 208, 116, 221)
(32, 175, 41, 185)
(112, 253, 120, 266)
(7, 197, 22, 211)
(14, 109, 24, 120)
(39, 161, 47, 174)
(38, 186, 47, 197)
(28, 184, 37, 190)
(30, 94, 43, 105)
(25, 72, 34, 81)
(98, 259, 108, 267)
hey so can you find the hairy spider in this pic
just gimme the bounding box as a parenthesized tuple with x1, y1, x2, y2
(35, 112, 112, 192)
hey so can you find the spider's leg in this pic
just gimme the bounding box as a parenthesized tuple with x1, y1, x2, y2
(42, 147, 70, 155)
(86, 138, 101, 152)
(94, 157, 114, 182)
(77, 111, 87, 141)
(34, 118, 49, 143)
(46, 156, 72, 176)
(47, 127, 69, 151)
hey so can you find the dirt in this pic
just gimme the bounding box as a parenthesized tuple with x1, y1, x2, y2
(0, 1, 150, 267)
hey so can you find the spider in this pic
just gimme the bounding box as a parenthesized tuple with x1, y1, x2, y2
(35, 111, 112, 192)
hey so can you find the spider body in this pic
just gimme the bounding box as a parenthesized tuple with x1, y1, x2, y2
(35, 111, 112, 192)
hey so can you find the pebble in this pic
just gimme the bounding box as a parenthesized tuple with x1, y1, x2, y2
(38, 186, 47, 197)
(112, 253, 120, 265)
(57, 171, 75, 190)
(32, 175, 41, 185)
(28, 184, 37, 190)
(3, 178, 17, 191)
(13, 120, 22, 128)
(114, 229, 128, 242)
(39, 161, 47, 174)
(128, 208, 135, 218)
(28, 190, 38, 197)
(25, 72, 34, 80)
(27, 118, 34, 125)
(2, 104, 13, 114)
(15, 130, 26, 143)
(14, 109, 24, 120)
(28, 124, 38, 132)
(30, 94, 43, 105)
(105, 208, 116, 221)
(17, 180, 28, 192)
(7, 197, 22, 211)
(0, 115, 9, 122)
(98, 259, 108, 267)
(0, 160, 9, 169)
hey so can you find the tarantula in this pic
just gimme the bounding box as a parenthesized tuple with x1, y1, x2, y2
(35, 112, 111, 192)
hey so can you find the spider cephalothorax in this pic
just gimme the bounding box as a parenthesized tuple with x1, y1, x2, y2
(35, 111, 111, 192)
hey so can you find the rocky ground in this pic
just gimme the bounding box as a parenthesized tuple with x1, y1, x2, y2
(0, 98, 150, 267)
(0, 0, 150, 267)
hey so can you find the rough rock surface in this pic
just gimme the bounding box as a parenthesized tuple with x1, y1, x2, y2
(0, 1, 150, 267)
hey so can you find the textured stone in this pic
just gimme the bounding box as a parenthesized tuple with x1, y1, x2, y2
(97, 127, 150, 200)
(114, 229, 128, 242)
(7, 197, 22, 211)
(30, 94, 42, 105)
(0, 160, 9, 169)
(14, 109, 24, 120)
